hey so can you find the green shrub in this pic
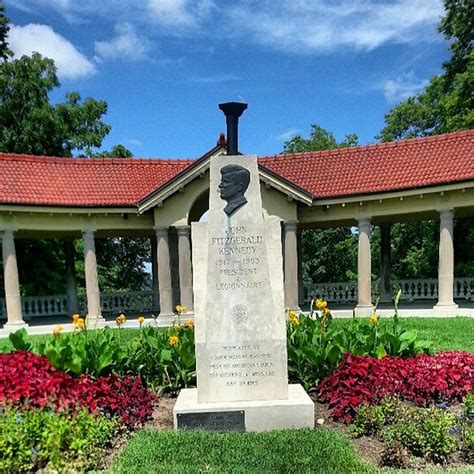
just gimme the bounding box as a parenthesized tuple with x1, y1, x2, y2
(461, 393, 474, 463)
(351, 404, 385, 437)
(0, 407, 117, 472)
(461, 423, 474, 463)
(382, 406, 457, 464)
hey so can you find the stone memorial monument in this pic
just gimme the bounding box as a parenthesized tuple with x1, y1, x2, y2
(173, 112, 314, 430)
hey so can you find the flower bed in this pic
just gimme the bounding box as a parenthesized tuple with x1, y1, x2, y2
(0, 350, 157, 428)
(318, 351, 474, 423)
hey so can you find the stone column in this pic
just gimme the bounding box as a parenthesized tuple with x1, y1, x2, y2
(355, 217, 373, 316)
(379, 224, 392, 303)
(176, 225, 194, 312)
(297, 229, 305, 307)
(64, 239, 79, 315)
(82, 230, 103, 322)
(1, 229, 27, 328)
(155, 227, 174, 315)
(150, 234, 159, 311)
(434, 209, 458, 312)
(283, 220, 300, 311)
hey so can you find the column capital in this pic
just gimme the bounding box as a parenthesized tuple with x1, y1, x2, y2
(154, 226, 169, 237)
(175, 225, 191, 237)
(439, 208, 454, 218)
(283, 220, 298, 232)
(0, 228, 16, 238)
(357, 216, 371, 227)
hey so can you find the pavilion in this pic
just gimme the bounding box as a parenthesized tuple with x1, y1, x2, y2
(0, 129, 473, 332)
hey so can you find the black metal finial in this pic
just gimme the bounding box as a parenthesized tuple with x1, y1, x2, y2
(218, 102, 248, 155)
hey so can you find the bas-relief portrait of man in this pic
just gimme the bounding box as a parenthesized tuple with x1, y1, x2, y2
(218, 164, 251, 217)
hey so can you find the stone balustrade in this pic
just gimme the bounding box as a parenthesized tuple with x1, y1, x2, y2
(303, 277, 474, 305)
(0, 290, 155, 320)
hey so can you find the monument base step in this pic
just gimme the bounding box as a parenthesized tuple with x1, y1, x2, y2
(173, 384, 314, 432)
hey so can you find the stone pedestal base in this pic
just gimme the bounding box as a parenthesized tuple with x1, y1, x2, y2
(2, 321, 29, 333)
(354, 304, 374, 317)
(173, 384, 314, 432)
(433, 303, 459, 316)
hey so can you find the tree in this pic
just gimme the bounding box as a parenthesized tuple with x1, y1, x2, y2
(378, 0, 474, 282)
(284, 125, 358, 153)
(0, 3, 12, 61)
(0, 53, 111, 156)
(379, 0, 473, 141)
(0, 7, 144, 298)
(93, 144, 133, 158)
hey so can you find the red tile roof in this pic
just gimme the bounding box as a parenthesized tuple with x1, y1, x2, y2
(260, 130, 474, 199)
(0, 130, 472, 207)
(0, 155, 192, 207)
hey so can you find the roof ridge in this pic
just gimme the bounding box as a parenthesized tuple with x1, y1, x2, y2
(0, 153, 195, 165)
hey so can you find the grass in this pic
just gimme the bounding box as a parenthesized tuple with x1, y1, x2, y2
(111, 428, 374, 474)
(1, 317, 473, 353)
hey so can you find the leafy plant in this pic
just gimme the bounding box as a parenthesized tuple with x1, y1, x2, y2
(0, 351, 156, 428)
(319, 351, 474, 423)
(0, 407, 116, 472)
(287, 294, 433, 391)
(382, 406, 457, 464)
(350, 403, 385, 437)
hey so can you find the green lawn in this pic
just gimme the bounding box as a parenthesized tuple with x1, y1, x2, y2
(111, 429, 374, 474)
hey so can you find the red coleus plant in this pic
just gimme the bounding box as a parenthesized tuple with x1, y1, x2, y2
(0, 351, 157, 428)
(318, 351, 474, 423)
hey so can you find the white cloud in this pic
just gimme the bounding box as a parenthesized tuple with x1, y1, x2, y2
(8, 0, 445, 54)
(188, 73, 242, 84)
(382, 72, 429, 102)
(148, 0, 213, 27)
(224, 0, 444, 53)
(278, 128, 301, 142)
(9, 23, 96, 79)
(94, 23, 151, 62)
(128, 138, 143, 146)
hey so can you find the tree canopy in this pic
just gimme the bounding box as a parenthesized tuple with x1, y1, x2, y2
(284, 125, 358, 153)
(378, 0, 473, 141)
(0, 53, 112, 156)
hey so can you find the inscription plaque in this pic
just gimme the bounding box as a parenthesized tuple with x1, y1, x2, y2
(177, 411, 245, 431)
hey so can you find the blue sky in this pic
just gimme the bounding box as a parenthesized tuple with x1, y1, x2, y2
(5, 0, 448, 158)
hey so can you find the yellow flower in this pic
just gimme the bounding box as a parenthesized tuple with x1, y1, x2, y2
(53, 325, 64, 337)
(369, 313, 379, 325)
(168, 335, 179, 346)
(138, 316, 145, 325)
(173, 323, 182, 333)
(72, 313, 80, 323)
(289, 311, 300, 326)
(320, 300, 328, 309)
(315, 298, 323, 309)
(175, 305, 186, 315)
(116, 314, 127, 326)
(74, 317, 85, 329)
(185, 319, 194, 329)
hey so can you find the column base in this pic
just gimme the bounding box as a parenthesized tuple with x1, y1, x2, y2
(354, 305, 374, 317)
(173, 384, 314, 432)
(433, 303, 459, 316)
(2, 321, 29, 333)
(86, 316, 106, 329)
